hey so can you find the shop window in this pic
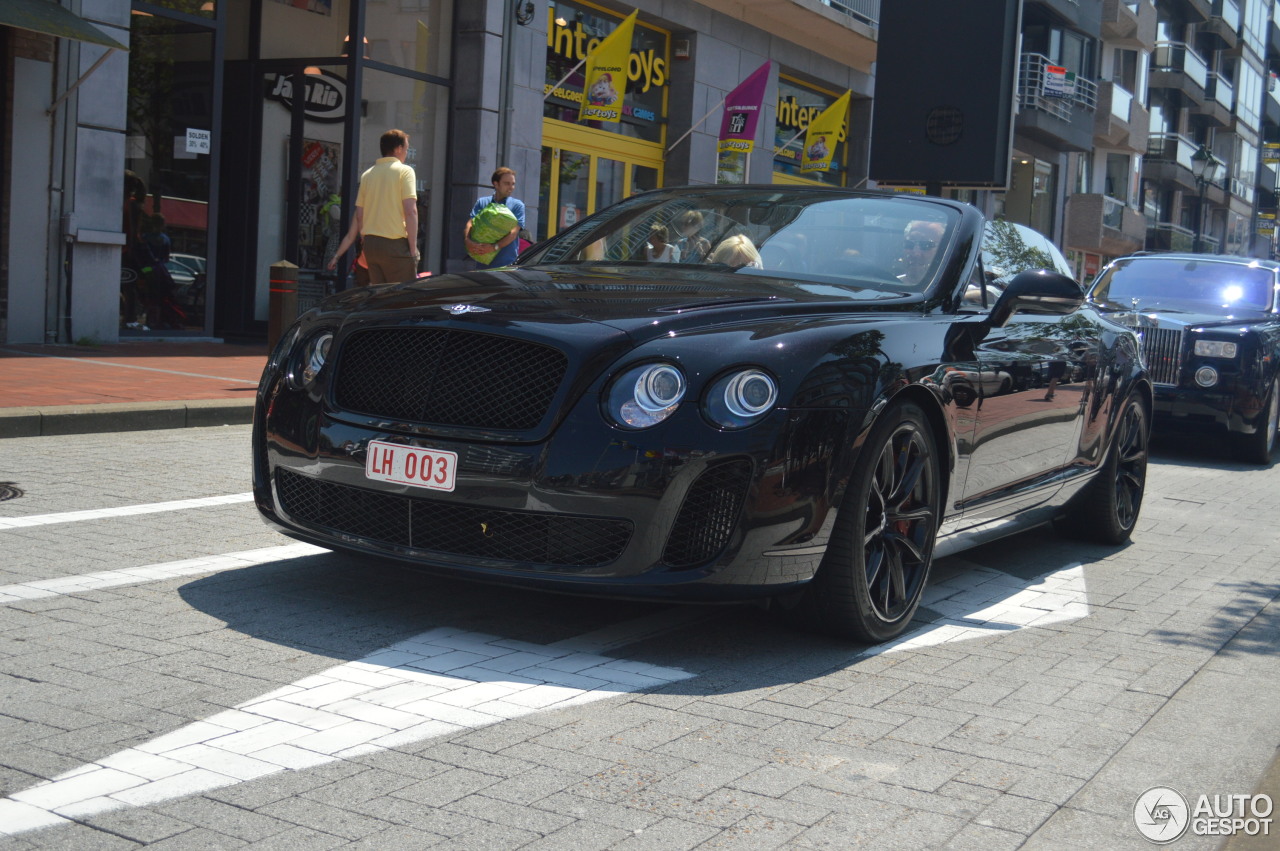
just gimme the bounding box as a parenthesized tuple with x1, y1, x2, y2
(543, 1, 669, 145)
(122, 12, 215, 334)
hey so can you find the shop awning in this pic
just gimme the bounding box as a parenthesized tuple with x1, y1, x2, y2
(0, 0, 128, 51)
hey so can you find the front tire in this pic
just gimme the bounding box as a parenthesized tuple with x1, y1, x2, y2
(1056, 390, 1149, 544)
(1230, 375, 1279, 465)
(785, 401, 940, 642)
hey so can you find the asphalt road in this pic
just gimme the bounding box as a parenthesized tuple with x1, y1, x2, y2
(1, 425, 1278, 849)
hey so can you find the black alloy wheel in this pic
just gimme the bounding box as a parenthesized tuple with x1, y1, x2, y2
(787, 401, 940, 642)
(1056, 390, 1149, 545)
(1231, 375, 1279, 465)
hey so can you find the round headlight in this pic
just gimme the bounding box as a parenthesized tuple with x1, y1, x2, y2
(724, 370, 778, 418)
(607, 363, 686, 429)
(289, 331, 333, 390)
(635, 365, 685, 412)
(705, 368, 779, 428)
(1194, 366, 1219, 387)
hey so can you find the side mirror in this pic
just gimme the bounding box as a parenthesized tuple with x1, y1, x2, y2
(987, 269, 1084, 328)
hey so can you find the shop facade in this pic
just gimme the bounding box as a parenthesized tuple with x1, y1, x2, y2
(2, 0, 876, 345)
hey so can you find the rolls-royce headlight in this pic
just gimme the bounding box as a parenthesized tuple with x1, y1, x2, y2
(287, 331, 333, 391)
(1193, 339, 1238, 358)
(1194, 366, 1219, 387)
(705, 369, 779, 428)
(607, 363, 686, 428)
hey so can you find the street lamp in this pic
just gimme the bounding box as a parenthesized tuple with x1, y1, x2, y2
(1191, 144, 1224, 253)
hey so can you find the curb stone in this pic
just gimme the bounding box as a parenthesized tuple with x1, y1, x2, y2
(0, 400, 255, 438)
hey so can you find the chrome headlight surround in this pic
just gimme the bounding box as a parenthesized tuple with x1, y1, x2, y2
(606, 362, 687, 429)
(1193, 339, 1239, 359)
(286, 330, 334, 391)
(1194, 366, 1219, 388)
(704, 368, 779, 429)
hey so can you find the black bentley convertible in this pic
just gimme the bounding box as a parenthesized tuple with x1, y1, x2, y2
(1087, 253, 1280, 464)
(253, 187, 1151, 642)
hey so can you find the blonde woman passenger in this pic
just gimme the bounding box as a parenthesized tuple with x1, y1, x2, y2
(708, 233, 763, 269)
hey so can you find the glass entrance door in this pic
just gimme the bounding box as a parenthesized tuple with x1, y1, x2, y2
(255, 65, 348, 322)
(122, 14, 215, 334)
(537, 122, 664, 241)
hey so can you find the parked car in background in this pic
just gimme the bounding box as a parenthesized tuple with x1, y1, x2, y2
(1087, 253, 1280, 463)
(254, 186, 1151, 643)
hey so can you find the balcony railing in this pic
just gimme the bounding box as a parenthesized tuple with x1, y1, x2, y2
(1213, 0, 1240, 31)
(1206, 72, 1234, 110)
(1147, 221, 1212, 253)
(822, 0, 880, 25)
(1110, 82, 1133, 121)
(1232, 177, 1255, 204)
(1103, 195, 1126, 229)
(1152, 41, 1209, 90)
(1263, 161, 1279, 193)
(1147, 132, 1198, 170)
(1018, 53, 1099, 120)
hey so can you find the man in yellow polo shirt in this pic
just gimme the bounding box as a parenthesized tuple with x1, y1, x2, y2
(351, 129, 419, 284)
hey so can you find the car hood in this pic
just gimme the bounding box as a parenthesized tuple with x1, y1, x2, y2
(1093, 303, 1272, 331)
(329, 265, 920, 337)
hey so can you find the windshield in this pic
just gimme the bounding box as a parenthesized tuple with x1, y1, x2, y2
(1090, 257, 1277, 314)
(521, 189, 963, 296)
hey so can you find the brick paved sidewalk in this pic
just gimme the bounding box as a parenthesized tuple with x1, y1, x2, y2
(0, 342, 267, 438)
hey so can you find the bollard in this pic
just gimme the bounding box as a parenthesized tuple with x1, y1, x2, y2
(267, 260, 298, 350)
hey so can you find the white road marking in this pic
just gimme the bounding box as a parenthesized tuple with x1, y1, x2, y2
(0, 622, 697, 837)
(0, 544, 325, 605)
(864, 559, 1090, 656)
(0, 493, 255, 529)
(0, 545, 1093, 837)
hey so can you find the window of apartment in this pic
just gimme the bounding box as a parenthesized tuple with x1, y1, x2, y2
(1053, 30, 1095, 79)
(1235, 59, 1264, 133)
(1024, 24, 1095, 79)
(1075, 153, 1092, 195)
(1235, 137, 1258, 204)
(1113, 48, 1138, 92)
(1142, 181, 1166, 222)
(1147, 98, 1176, 135)
(1105, 154, 1132, 203)
(1243, 0, 1267, 58)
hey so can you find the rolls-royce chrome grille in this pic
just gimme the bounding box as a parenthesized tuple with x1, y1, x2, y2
(1138, 327, 1183, 386)
(333, 328, 567, 429)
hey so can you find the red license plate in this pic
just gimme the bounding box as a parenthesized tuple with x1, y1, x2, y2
(365, 440, 457, 492)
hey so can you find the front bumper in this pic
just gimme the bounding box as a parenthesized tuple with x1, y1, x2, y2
(253, 397, 850, 601)
(1152, 376, 1268, 436)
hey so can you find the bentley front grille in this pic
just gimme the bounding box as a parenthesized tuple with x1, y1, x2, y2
(1139, 327, 1183, 386)
(333, 328, 567, 430)
(662, 460, 753, 569)
(275, 468, 632, 567)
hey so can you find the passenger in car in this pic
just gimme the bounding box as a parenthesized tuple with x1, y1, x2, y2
(898, 219, 945, 286)
(645, 225, 681, 262)
(675, 210, 711, 264)
(709, 233, 763, 269)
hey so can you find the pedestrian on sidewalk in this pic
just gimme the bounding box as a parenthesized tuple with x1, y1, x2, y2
(463, 167, 526, 269)
(327, 213, 371, 287)
(335, 129, 419, 284)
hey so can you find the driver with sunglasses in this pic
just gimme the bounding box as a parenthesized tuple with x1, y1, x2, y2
(897, 220, 945, 286)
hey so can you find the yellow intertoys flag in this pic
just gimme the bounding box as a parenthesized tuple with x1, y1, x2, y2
(578, 10, 638, 124)
(800, 90, 851, 172)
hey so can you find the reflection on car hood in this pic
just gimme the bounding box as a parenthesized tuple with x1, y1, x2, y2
(332, 265, 921, 335)
(1096, 304, 1273, 331)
